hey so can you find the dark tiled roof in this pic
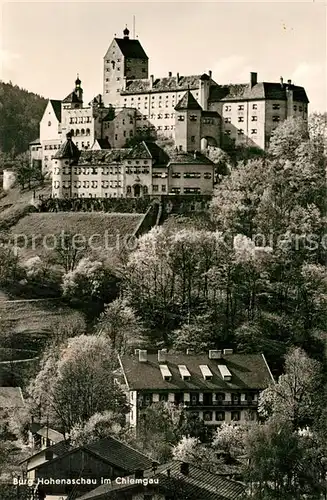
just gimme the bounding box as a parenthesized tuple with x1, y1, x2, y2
(77, 149, 129, 165)
(168, 151, 214, 166)
(85, 437, 153, 472)
(202, 110, 220, 117)
(119, 352, 274, 391)
(29, 138, 41, 145)
(54, 137, 80, 160)
(121, 74, 204, 95)
(77, 461, 245, 500)
(94, 139, 111, 149)
(124, 141, 152, 159)
(143, 141, 170, 166)
(20, 440, 72, 465)
(114, 38, 148, 59)
(209, 82, 309, 103)
(0, 387, 24, 408)
(36, 427, 65, 443)
(62, 91, 83, 104)
(50, 99, 62, 121)
(175, 90, 203, 111)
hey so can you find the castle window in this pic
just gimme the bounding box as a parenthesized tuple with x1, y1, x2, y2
(231, 411, 240, 421)
(164, 125, 169, 130)
(106, 78, 109, 82)
(111, 61, 115, 69)
(117, 77, 120, 81)
(178, 115, 185, 121)
(293, 105, 297, 111)
(117, 67, 120, 71)
(273, 103, 280, 110)
(86, 128, 90, 135)
(238, 117, 244, 122)
(127, 186, 132, 194)
(251, 129, 257, 134)
(225, 105, 232, 112)
(162, 185, 166, 192)
(272, 116, 280, 122)
(48, 121, 51, 126)
(115, 134, 118, 140)
(83, 181, 90, 188)
(299, 106, 303, 112)
(81, 129, 85, 135)
(91, 181, 98, 188)
(143, 186, 148, 194)
(238, 105, 244, 111)
(171, 113, 175, 118)
(157, 126, 162, 130)
(129, 130, 133, 137)
(191, 136, 195, 142)
(171, 125, 174, 130)
(251, 116, 258, 121)
(190, 115, 197, 121)
(224, 117, 231, 123)
(224, 130, 231, 136)
(238, 129, 244, 135)
(252, 104, 258, 110)
(153, 185, 159, 192)
(215, 411, 225, 421)
(76, 129, 80, 136)
(204, 173, 211, 179)
(158, 114, 163, 119)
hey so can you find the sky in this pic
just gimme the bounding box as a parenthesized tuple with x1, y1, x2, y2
(0, 1, 326, 112)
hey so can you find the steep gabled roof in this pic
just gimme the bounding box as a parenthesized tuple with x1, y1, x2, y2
(175, 90, 203, 111)
(50, 99, 62, 121)
(94, 138, 111, 149)
(62, 91, 83, 104)
(29, 138, 41, 145)
(54, 136, 80, 160)
(19, 440, 72, 465)
(36, 427, 64, 443)
(114, 38, 148, 59)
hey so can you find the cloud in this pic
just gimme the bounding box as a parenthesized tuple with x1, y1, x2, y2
(0, 48, 20, 78)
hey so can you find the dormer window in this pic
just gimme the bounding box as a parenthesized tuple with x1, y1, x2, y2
(159, 365, 172, 381)
(178, 365, 191, 381)
(199, 365, 213, 381)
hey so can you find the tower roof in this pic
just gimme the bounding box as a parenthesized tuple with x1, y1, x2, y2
(54, 133, 80, 160)
(62, 91, 83, 104)
(174, 90, 202, 111)
(114, 37, 148, 59)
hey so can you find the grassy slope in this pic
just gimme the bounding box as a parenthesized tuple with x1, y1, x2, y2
(9, 212, 143, 262)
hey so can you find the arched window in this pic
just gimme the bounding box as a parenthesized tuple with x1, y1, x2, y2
(75, 129, 80, 136)
(86, 128, 90, 135)
(143, 186, 148, 194)
(127, 186, 132, 194)
(48, 121, 51, 126)
(81, 129, 85, 135)
(70, 129, 74, 136)
(111, 61, 115, 69)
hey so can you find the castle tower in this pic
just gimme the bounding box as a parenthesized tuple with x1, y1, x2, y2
(74, 74, 83, 102)
(103, 26, 149, 106)
(62, 76, 83, 110)
(174, 90, 202, 152)
(52, 133, 80, 198)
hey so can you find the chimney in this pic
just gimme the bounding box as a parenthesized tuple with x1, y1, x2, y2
(45, 451, 54, 461)
(138, 350, 147, 362)
(186, 348, 194, 355)
(208, 70, 212, 78)
(287, 79, 292, 85)
(150, 75, 154, 89)
(180, 462, 189, 475)
(135, 469, 144, 479)
(250, 72, 258, 88)
(280, 76, 284, 88)
(177, 72, 180, 83)
(223, 348, 233, 355)
(168, 71, 172, 77)
(158, 349, 167, 362)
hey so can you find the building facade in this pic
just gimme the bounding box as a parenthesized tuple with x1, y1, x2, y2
(117, 349, 274, 430)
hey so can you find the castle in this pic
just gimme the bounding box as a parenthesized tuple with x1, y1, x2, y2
(29, 26, 309, 199)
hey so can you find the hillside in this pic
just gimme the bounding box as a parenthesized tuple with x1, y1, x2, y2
(0, 81, 47, 154)
(9, 211, 144, 263)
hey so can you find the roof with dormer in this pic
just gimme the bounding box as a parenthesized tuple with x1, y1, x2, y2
(121, 74, 212, 95)
(168, 150, 214, 165)
(113, 37, 148, 59)
(175, 90, 203, 111)
(209, 82, 309, 103)
(119, 352, 274, 391)
(54, 136, 80, 160)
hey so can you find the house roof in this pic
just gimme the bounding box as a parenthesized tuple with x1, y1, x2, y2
(50, 99, 62, 121)
(77, 461, 245, 500)
(29, 138, 41, 145)
(209, 82, 309, 103)
(94, 138, 111, 149)
(19, 440, 72, 465)
(0, 387, 24, 408)
(114, 38, 148, 59)
(119, 352, 274, 391)
(175, 90, 203, 111)
(32, 436, 154, 475)
(62, 91, 83, 104)
(54, 136, 80, 160)
(142, 141, 170, 166)
(77, 149, 129, 165)
(168, 150, 214, 166)
(36, 427, 65, 443)
(121, 74, 207, 95)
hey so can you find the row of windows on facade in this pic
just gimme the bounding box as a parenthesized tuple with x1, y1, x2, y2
(138, 392, 257, 405)
(68, 116, 91, 124)
(54, 167, 210, 178)
(69, 128, 91, 136)
(225, 116, 280, 123)
(54, 181, 123, 189)
(53, 162, 149, 175)
(44, 144, 60, 150)
(224, 129, 258, 136)
(53, 186, 203, 195)
(224, 103, 307, 112)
